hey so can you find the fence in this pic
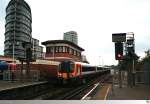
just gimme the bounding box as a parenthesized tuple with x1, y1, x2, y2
(135, 71, 150, 85)
(112, 70, 149, 85)
(3, 70, 40, 81)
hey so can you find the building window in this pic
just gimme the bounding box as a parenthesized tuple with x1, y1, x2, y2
(58, 46, 60, 52)
(65, 47, 67, 53)
(59, 46, 63, 53)
(69, 48, 72, 54)
(63, 46, 65, 53)
(74, 50, 77, 56)
(46, 47, 49, 53)
(55, 46, 59, 53)
(77, 51, 80, 56)
(72, 49, 74, 55)
(49, 47, 51, 53)
(66, 47, 69, 53)
(50, 47, 54, 53)
(79, 53, 81, 57)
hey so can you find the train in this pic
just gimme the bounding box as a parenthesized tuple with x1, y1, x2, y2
(57, 60, 111, 84)
(0, 59, 111, 84)
(17, 60, 110, 84)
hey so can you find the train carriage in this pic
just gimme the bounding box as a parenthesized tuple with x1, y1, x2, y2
(57, 61, 110, 84)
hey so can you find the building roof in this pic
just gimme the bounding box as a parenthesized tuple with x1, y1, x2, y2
(6, 0, 31, 13)
(41, 40, 84, 51)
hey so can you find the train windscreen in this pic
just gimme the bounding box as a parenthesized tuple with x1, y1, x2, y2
(59, 61, 74, 73)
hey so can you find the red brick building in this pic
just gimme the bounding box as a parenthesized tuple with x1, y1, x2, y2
(42, 40, 84, 62)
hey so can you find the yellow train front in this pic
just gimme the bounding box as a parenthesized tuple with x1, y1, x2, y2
(57, 61, 110, 84)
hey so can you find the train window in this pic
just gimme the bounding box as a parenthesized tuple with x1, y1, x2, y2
(82, 66, 95, 72)
(59, 61, 74, 73)
(97, 67, 103, 70)
(70, 63, 74, 72)
(59, 62, 67, 72)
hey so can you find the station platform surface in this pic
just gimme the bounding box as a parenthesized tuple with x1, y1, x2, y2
(92, 83, 150, 100)
(92, 83, 111, 100)
(0, 80, 47, 91)
(107, 84, 150, 100)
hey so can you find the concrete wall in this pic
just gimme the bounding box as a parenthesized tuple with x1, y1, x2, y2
(0, 82, 50, 100)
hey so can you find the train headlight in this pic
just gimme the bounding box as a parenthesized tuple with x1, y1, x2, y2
(58, 73, 62, 76)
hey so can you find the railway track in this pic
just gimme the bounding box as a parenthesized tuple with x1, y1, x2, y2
(58, 75, 110, 100)
(31, 74, 111, 100)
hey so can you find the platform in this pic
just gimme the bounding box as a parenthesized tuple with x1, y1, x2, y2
(92, 83, 150, 100)
(92, 83, 111, 100)
(0, 81, 47, 91)
(107, 84, 150, 100)
(0, 80, 48, 99)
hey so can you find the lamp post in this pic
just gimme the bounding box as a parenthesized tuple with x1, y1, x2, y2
(13, 2, 17, 64)
(11, 2, 17, 82)
(22, 42, 32, 80)
(99, 56, 101, 66)
(53, 45, 55, 60)
(99, 56, 104, 66)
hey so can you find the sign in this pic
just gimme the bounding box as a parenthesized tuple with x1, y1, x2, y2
(112, 33, 126, 42)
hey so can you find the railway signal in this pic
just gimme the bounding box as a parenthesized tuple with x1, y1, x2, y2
(115, 42, 123, 60)
(112, 33, 126, 88)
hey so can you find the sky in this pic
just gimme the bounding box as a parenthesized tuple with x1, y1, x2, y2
(1, 0, 150, 65)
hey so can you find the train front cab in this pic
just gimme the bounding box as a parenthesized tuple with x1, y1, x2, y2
(57, 61, 82, 84)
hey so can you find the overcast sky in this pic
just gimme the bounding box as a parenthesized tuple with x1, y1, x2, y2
(1, 0, 150, 65)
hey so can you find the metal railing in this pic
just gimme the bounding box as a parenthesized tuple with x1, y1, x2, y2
(3, 70, 40, 81)
(135, 71, 147, 84)
(112, 70, 149, 85)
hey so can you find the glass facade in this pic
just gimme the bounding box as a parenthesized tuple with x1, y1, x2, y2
(4, 0, 32, 58)
(63, 31, 78, 45)
(32, 38, 43, 59)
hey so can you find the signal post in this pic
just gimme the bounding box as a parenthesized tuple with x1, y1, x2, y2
(125, 32, 136, 87)
(112, 33, 126, 88)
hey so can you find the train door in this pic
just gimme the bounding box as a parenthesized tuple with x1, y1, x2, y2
(76, 64, 81, 77)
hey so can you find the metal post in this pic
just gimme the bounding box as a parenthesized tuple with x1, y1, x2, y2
(102, 57, 104, 66)
(53, 46, 55, 60)
(13, 43, 15, 64)
(99, 56, 101, 66)
(127, 67, 130, 87)
(132, 59, 135, 86)
(27, 59, 30, 80)
(111, 69, 114, 95)
(13, 3, 16, 64)
(119, 60, 122, 88)
(12, 2, 17, 82)
(21, 60, 23, 81)
(33, 39, 34, 59)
